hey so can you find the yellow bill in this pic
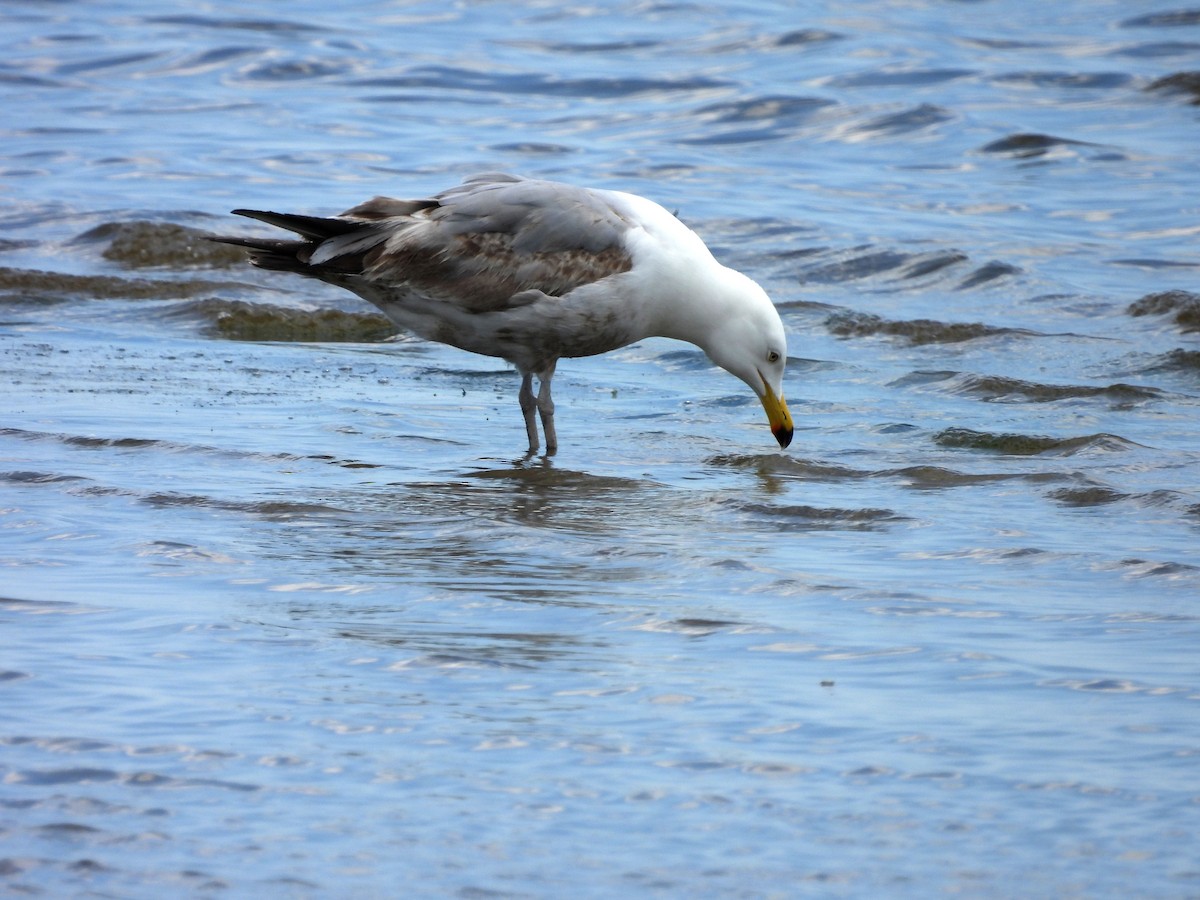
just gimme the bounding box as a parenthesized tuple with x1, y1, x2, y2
(759, 373, 794, 449)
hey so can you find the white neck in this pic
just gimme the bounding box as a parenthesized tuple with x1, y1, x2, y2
(613, 198, 743, 354)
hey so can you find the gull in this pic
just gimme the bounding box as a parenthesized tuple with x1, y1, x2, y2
(213, 173, 793, 454)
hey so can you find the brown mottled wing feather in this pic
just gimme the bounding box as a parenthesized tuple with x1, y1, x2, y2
(338, 196, 440, 220)
(218, 175, 637, 312)
(335, 175, 635, 312)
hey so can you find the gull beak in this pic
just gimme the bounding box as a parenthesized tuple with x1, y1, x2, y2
(758, 372, 794, 449)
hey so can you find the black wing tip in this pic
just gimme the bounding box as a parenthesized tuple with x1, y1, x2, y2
(206, 233, 254, 247)
(225, 208, 363, 241)
(202, 232, 315, 275)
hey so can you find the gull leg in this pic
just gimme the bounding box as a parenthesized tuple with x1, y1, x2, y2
(537, 362, 557, 454)
(518, 371, 540, 453)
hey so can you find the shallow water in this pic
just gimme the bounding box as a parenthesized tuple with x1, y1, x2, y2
(2, 1, 1199, 896)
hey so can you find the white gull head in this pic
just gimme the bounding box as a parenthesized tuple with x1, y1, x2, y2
(609, 190, 794, 448)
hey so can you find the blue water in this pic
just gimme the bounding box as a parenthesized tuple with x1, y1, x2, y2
(2, 1, 1199, 896)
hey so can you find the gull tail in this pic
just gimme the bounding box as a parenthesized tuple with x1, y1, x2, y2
(209, 209, 388, 277)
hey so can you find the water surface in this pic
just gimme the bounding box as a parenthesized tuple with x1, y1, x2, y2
(2, 1, 1199, 896)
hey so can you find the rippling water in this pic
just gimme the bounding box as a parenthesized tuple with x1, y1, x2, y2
(3, 1, 1199, 896)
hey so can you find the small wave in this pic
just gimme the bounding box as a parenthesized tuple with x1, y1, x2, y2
(1110, 257, 1199, 271)
(0, 72, 66, 89)
(1041, 677, 1183, 696)
(1146, 71, 1200, 104)
(979, 132, 1100, 159)
(0, 426, 297, 462)
(1046, 486, 1200, 519)
(0, 597, 107, 617)
(880, 465, 1047, 488)
(705, 29, 846, 54)
(1047, 486, 1131, 506)
(71, 436, 161, 451)
(653, 348, 715, 372)
(825, 311, 1031, 344)
(142, 14, 322, 33)
(1138, 348, 1200, 374)
(630, 617, 747, 636)
(56, 51, 165, 77)
(801, 248, 914, 282)
(901, 251, 970, 278)
(1116, 557, 1200, 579)
(173, 298, 396, 342)
(73, 220, 245, 269)
(724, 498, 903, 530)
(152, 45, 262, 77)
(825, 67, 976, 89)
(801, 248, 967, 284)
(796, 246, 1018, 289)
(1108, 610, 1200, 624)
(240, 59, 352, 83)
(707, 453, 870, 481)
(9, 765, 261, 792)
(681, 95, 835, 144)
(708, 455, 1076, 489)
(1127, 289, 1200, 331)
(136, 540, 243, 565)
(0, 266, 233, 302)
(506, 38, 663, 54)
(464, 465, 649, 493)
(948, 374, 1164, 404)
(1114, 42, 1200, 60)
(488, 141, 576, 155)
(385, 652, 528, 671)
(1, 470, 88, 484)
(934, 427, 1137, 456)
(8, 767, 118, 786)
(956, 261, 1022, 288)
(844, 103, 955, 139)
(356, 66, 730, 99)
(771, 29, 844, 48)
(142, 492, 349, 519)
(992, 71, 1133, 90)
(1122, 10, 1200, 28)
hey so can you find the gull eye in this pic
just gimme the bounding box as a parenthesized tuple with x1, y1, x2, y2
(766, 350, 781, 364)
